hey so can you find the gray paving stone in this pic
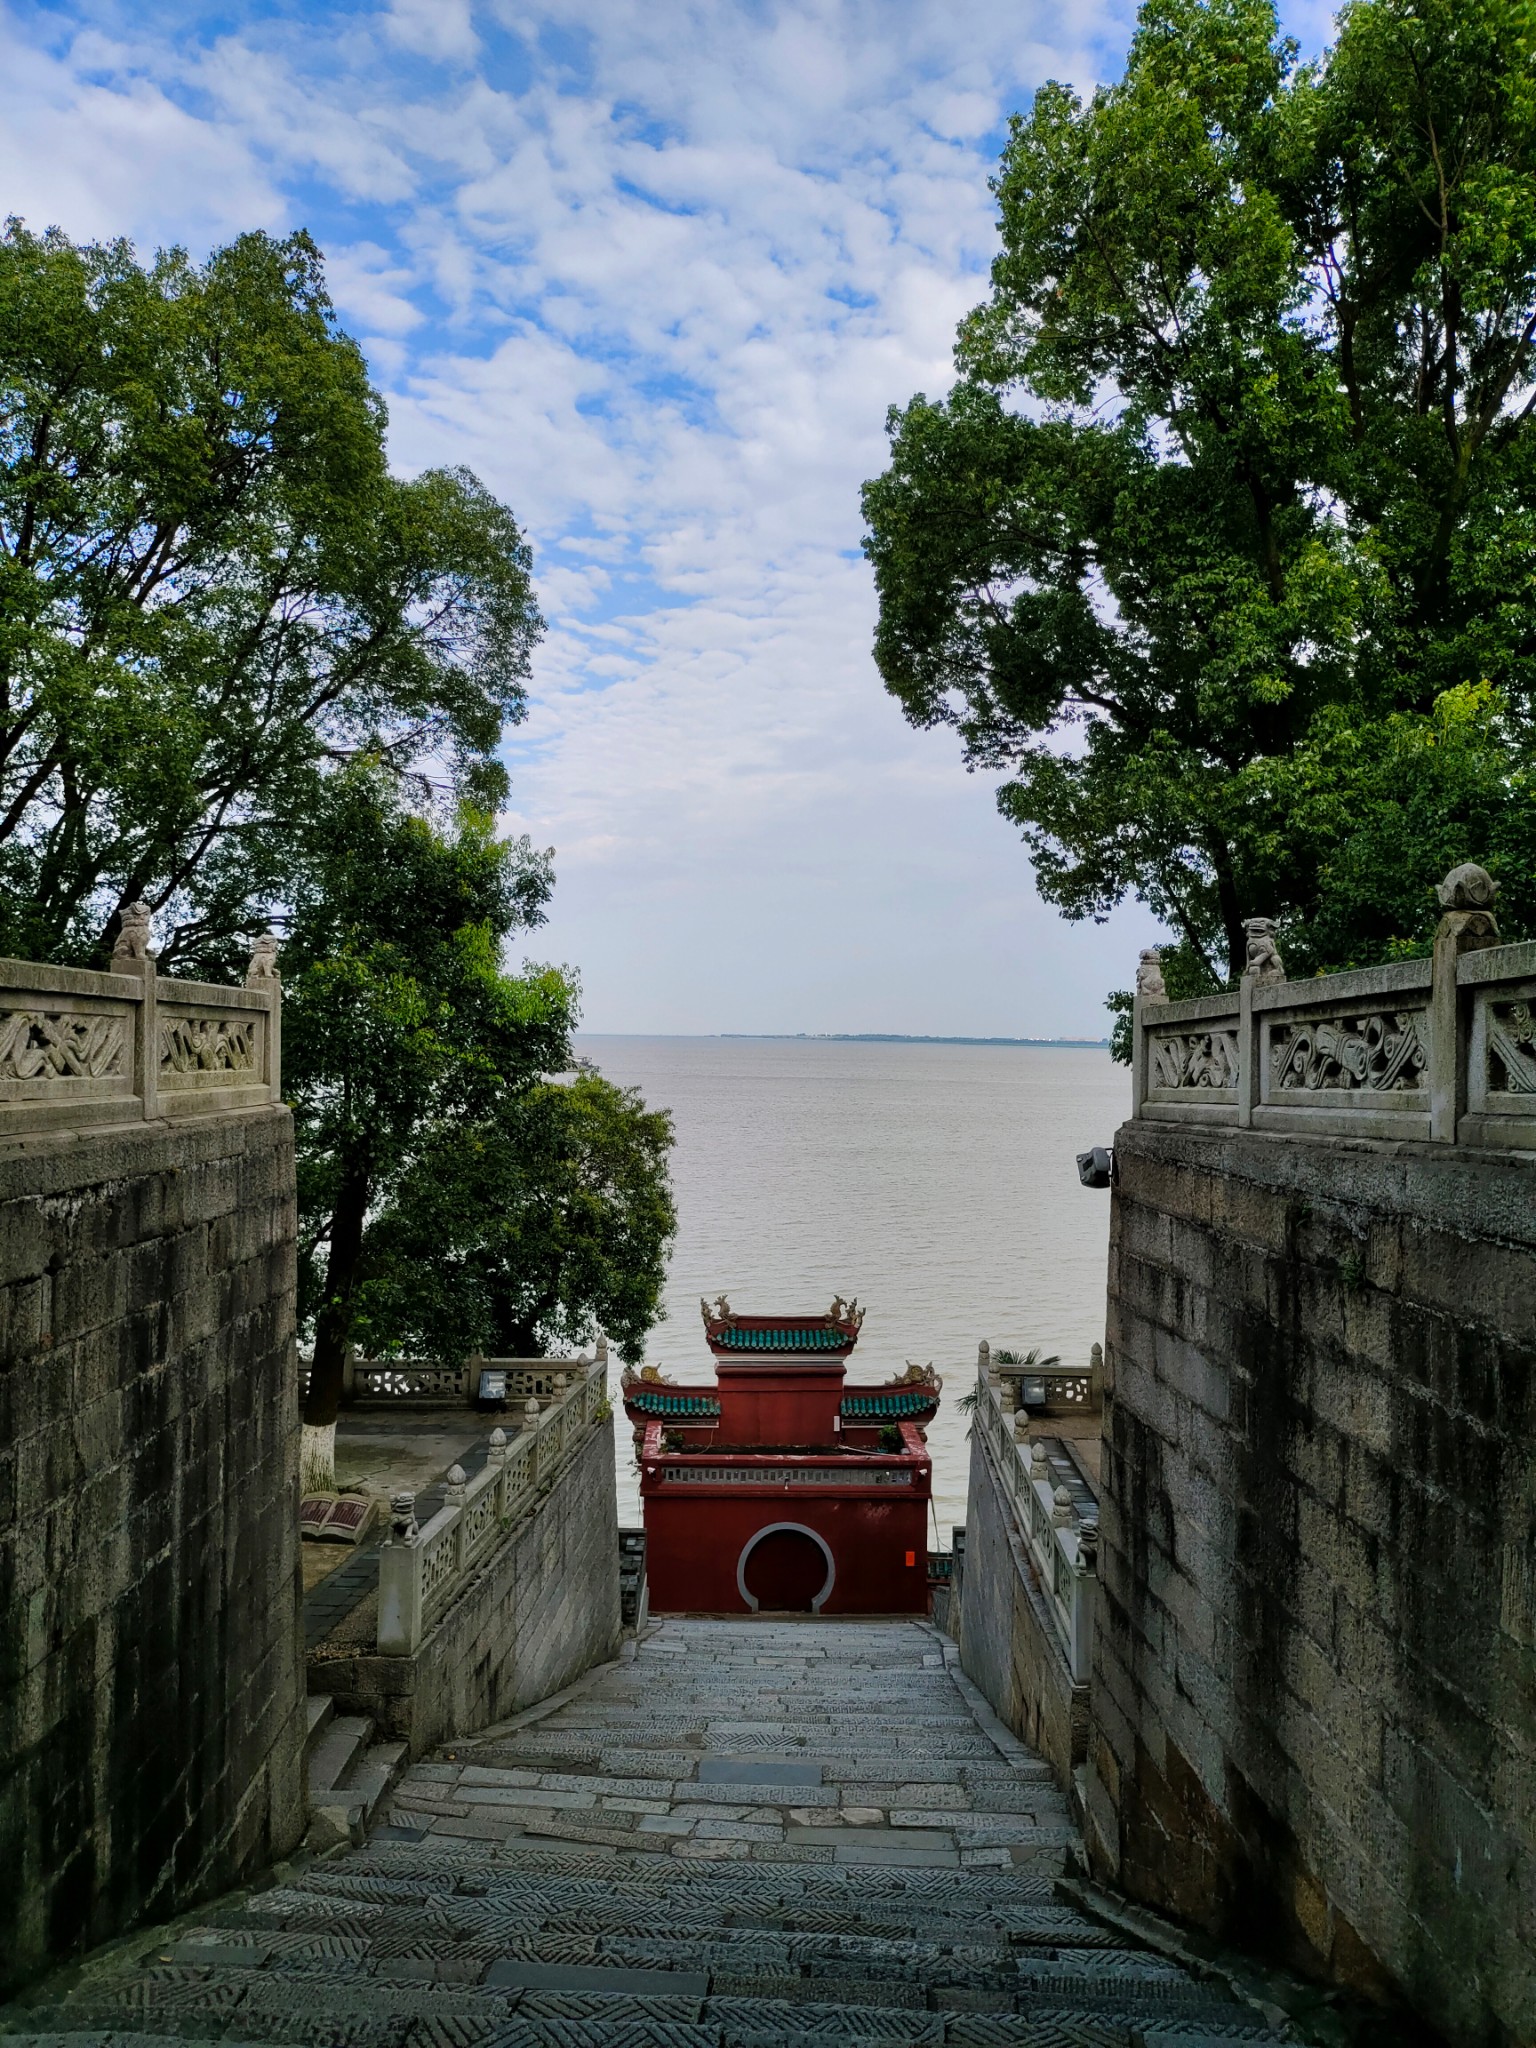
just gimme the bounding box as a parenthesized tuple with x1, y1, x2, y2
(696, 1760, 823, 1788)
(484, 1963, 709, 1996)
(48, 1619, 1295, 2048)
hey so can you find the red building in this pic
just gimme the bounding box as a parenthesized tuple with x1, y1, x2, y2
(621, 1296, 941, 1615)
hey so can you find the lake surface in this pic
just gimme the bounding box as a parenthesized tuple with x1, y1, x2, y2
(576, 1035, 1129, 1539)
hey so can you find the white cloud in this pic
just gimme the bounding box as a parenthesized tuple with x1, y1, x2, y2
(0, 0, 1172, 1031)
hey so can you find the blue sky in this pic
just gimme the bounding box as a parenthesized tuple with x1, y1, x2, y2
(2, 0, 1331, 1033)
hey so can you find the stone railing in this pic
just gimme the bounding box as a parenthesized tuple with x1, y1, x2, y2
(297, 1341, 607, 1408)
(971, 1366, 1097, 1682)
(1, 932, 281, 1141)
(986, 1342, 1102, 1417)
(1132, 866, 1536, 1150)
(376, 1355, 609, 1655)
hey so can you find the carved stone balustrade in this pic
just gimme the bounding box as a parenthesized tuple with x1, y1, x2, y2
(968, 1369, 1098, 1684)
(376, 1355, 610, 1657)
(1, 941, 281, 1141)
(1132, 870, 1536, 1149)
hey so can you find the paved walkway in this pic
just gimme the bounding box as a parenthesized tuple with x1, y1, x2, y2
(3, 1618, 1295, 2046)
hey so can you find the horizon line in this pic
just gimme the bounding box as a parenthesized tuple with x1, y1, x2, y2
(577, 1031, 1113, 1047)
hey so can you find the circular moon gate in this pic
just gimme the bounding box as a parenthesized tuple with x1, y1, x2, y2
(736, 1522, 835, 1613)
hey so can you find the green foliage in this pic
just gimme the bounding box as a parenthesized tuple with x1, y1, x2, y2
(991, 1346, 1063, 1368)
(862, 0, 1536, 1009)
(0, 220, 541, 967)
(356, 1069, 677, 1366)
(283, 764, 575, 1426)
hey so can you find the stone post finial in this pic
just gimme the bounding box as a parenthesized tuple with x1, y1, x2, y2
(111, 898, 154, 969)
(390, 1491, 418, 1541)
(522, 1397, 540, 1433)
(596, 1333, 608, 1364)
(1136, 949, 1167, 1004)
(1052, 1484, 1074, 1527)
(1242, 918, 1286, 987)
(1029, 1442, 1049, 1484)
(488, 1426, 508, 1463)
(244, 932, 281, 987)
(1435, 862, 1500, 954)
(445, 1464, 468, 1506)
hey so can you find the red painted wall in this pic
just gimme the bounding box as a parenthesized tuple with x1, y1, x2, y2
(641, 1484, 931, 1615)
(712, 1361, 847, 1444)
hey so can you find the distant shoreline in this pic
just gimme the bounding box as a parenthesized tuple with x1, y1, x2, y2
(722, 1033, 1112, 1048)
(577, 1031, 1113, 1048)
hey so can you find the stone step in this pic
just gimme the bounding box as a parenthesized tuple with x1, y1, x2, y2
(5, 1619, 1299, 2048)
(302, 1693, 335, 1760)
(336, 1738, 409, 1827)
(306, 1712, 374, 1799)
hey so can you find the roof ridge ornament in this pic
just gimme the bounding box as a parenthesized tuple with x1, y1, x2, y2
(700, 1293, 736, 1330)
(623, 1361, 675, 1388)
(897, 1360, 943, 1393)
(828, 1294, 865, 1331)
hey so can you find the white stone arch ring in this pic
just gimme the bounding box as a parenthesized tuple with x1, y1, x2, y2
(735, 1521, 836, 1613)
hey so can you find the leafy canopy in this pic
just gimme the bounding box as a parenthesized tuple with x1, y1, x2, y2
(357, 1071, 679, 1366)
(862, 0, 1536, 1004)
(0, 221, 541, 967)
(284, 765, 576, 1430)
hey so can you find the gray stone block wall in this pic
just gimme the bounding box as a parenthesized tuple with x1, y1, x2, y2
(1093, 1117, 1536, 2047)
(956, 1421, 1086, 1793)
(0, 1105, 304, 1997)
(312, 1414, 621, 1755)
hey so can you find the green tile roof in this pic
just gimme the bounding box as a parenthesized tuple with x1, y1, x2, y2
(840, 1389, 937, 1418)
(713, 1325, 851, 1351)
(624, 1389, 721, 1417)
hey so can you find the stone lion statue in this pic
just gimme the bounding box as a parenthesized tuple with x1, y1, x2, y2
(1242, 918, 1286, 987)
(1436, 862, 1500, 951)
(1135, 949, 1167, 1004)
(244, 933, 281, 987)
(111, 899, 153, 964)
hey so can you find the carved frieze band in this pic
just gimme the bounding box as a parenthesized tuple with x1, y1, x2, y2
(1150, 1030, 1239, 1091)
(1271, 1010, 1427, 1093)
(1487, 1001, 1536, 1094)
(0, 1008, 127, 1082)
(159, 1014, 258, 1075)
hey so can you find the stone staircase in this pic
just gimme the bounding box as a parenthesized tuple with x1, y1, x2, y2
(1, 1619, 1297, 2047)
(304, 1696, 409, 1851)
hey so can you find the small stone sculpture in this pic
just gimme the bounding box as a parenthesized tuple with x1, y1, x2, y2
(1135, 949, 1168, 1004)
(1436, 862, 1501, 954)
(390, 1491, 418, 1541)
(1242, 917, 1286, 986)
(244, 932, 281, 987)
(828, 1294, 866, 1330)
(111, 899, 153, 965)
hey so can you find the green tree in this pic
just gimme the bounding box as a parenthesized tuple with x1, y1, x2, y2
(285, 766, 573, 1490)
(356, 1070, 677, 1365)
(0, 221, 540, 967)
(862, 0, 1536, 1008)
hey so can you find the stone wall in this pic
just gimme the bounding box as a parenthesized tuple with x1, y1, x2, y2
(956, 1421, 1086, 1789)
(1091, 1117, 1536, 2047)
(0, 1105, 304, 1997)
(312, 1415, 621, 1756)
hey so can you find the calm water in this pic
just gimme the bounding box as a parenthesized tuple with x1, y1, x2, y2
(577, 1035, 1129, 1538)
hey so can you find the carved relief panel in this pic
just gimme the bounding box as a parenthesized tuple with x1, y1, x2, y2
(1149, 1029, 1240, 1093)
(1267, 1009, 1427, 1095)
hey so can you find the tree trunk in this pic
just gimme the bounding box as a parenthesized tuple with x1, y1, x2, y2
(301, 1154, 370, 1493)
